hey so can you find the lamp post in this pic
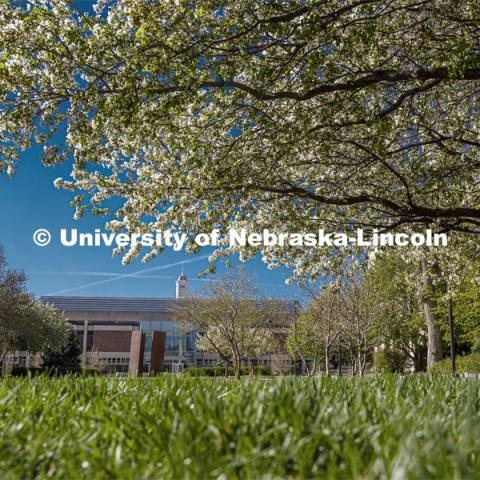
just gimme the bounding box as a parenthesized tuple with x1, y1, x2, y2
(294, 314, 298, 376)
(445, 256, 456, 376)
(448, 294, 456, 375)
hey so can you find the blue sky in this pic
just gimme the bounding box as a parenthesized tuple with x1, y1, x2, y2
(0, 0, 309, 302)
(0, 140, 307, 301)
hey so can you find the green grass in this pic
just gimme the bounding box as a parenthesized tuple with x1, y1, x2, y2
(0, 375, 479, 479)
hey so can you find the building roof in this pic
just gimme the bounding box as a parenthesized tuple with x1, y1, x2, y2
(41, 296, 177, 313)
(40, 296, 301, 315)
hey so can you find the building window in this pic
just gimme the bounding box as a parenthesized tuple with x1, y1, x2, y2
(166, 335, 181, 352)
(186, 330, 196, 352)
(77, 331, 94, 351)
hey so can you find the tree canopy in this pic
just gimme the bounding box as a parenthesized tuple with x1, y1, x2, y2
(1, 0, 480, 276)
(173, 269, 279, 378)
(42, 330, 81, 369)
(0, 245, 69, 370)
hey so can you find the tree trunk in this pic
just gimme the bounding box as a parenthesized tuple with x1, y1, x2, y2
(358, 353, 365, 376)
(413, 342, 422, 372)
(421, 258, 444, 369)
(325, 346, 330, 376)
(235, 357, 241, 379)
(350, 350, 356, 375)
(0, 348, 7, 376)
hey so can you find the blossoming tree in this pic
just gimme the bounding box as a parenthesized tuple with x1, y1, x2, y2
(1, 0, 480, 365)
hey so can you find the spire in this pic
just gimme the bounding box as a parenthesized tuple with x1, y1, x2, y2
(176, 270, 188, 299)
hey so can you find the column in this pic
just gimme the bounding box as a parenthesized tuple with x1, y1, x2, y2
(128, 330, 145, 378)
(82, 320, 88, 368)
(150, 331, 166, 374)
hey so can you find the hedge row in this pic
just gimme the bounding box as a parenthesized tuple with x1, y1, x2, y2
(183, 365, 273, 377)
(10, 367, 99, 377)
(429, 353, 480, 374)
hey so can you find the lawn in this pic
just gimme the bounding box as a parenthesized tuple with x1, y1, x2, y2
(0, 375, 478, 479)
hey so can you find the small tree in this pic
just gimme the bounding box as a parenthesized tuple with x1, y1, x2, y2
(174, 269, 278, 379)
(287, 285, 342, 376)
(42, 330, 81, 370)
(287, 312, 321, 376)
(435, 260, 480, 354)
(367, 252, 427, 372)
(339, 276, 382, 376)
(0, 246, 69, 372)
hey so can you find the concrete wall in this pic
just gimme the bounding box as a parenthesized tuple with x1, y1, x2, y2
(64, 310, 171, 322)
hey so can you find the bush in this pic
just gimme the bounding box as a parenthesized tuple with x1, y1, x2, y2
(429, 353, 480, 374)
(42, 330, 81, 370)
(10, 367, 43, 377)
(472, 334, 480, 354)
(254, 365, 272, 376)
(212, 366, 231, 376)
(183, 367, 208, 377)
(184, 366, 233, 377)
(183, 365, 272, 377)
(374, 350, 407, 373)
(79, 368, 100, 376)
(279, 365, 298, 376)
(374, 351, 392, 373)
(10, 367, 98, 377)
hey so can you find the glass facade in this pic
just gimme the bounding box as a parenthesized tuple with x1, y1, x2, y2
(140, 320, 196, 358)
(77, 331, 93, 351)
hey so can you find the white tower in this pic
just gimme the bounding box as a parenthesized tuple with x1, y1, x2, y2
(176, 272, 188, 299)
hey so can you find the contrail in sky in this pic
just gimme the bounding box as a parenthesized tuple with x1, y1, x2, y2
(36, 270, 289, 288)
(36, 263, 294, 295)
(45, 255, 211, 295)
(33, 271, 181, 280)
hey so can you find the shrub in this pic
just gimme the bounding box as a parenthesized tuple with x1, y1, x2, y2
(10, 367, 42, 377)
(10, 367, 99, 377)
(472, 334, 480, 354)
(429, 353, 480, 373)
(279, 365, 298, 376)
(42, 330, 81, 370)
(80, 368, 100, 376)
(374, 350, 407, 373)
(184, 367, 224, 377)
(374, 351, 393, 373)
(183, 365, 271, 376)
(211, 366, 231, 376)
(254, 365, 272, 376)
